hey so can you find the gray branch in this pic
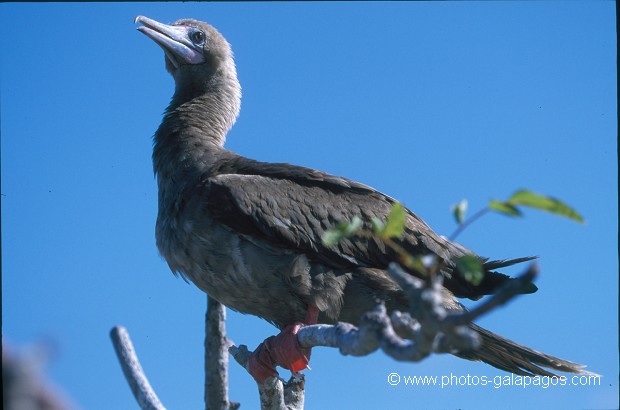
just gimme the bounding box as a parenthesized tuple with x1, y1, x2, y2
(111, 298, 239, 410)
(297, 263, 538, 358)
(205, 296, 240, 410)
(110, 326, 165, 410)
(229, 262, 538, 409)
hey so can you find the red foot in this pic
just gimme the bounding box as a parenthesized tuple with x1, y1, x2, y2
(248, 306, 319, 384)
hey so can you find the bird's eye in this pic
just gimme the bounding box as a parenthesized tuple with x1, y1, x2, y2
(190, 30, 206, 45)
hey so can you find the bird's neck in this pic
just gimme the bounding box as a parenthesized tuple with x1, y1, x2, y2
(152, 83, 240, 186)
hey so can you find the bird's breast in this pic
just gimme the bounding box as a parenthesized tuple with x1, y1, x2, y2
(154, 190, 317, 325)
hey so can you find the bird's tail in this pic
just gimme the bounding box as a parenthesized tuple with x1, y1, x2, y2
(457, 323, 597, 377)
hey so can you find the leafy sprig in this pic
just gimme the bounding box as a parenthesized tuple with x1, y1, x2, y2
(322, 189, 583, 286)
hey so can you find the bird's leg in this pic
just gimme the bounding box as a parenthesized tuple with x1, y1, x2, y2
(248, 305, 319, 384)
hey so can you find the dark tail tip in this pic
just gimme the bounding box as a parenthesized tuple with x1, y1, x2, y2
(472, 256, 539, 298)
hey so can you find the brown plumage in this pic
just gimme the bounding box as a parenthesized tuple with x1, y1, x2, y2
(135, 15, 593, 377)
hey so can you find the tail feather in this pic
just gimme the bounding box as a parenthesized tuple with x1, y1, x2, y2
(483, 256, 538, 271)
(458, 323, 596, 377)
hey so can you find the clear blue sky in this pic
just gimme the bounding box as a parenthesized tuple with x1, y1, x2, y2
(1, 2, 617, 409)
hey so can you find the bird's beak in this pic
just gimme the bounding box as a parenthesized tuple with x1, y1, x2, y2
(135, 15, 205, 68)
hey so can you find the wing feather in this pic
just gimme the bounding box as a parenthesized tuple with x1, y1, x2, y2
(203, 155, 534, 298)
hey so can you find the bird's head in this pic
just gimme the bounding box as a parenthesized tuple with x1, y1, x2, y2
(135, 16, 241, 138)
(135, 16, 241, 107)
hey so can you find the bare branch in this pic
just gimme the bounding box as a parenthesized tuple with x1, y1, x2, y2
(205, 296, 240, 410)
(292, 262, 486, 360)
(3, 340, 79, 410)
(110, 326, 165, 410)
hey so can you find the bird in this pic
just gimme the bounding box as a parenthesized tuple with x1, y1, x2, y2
(134, 15, 592, 383)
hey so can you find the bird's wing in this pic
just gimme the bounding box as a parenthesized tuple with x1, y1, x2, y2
(205, 156, 475, 284)
(204, 155, 537, 299)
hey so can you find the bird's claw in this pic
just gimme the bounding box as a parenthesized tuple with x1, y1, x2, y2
(248, 322, 312, 384)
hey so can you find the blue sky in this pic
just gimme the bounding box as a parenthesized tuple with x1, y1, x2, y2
(1, 2, 617, 409)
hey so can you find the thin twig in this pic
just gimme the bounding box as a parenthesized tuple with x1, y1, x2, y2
(110, 326, 165, 410)
(449, 207, 490, 241)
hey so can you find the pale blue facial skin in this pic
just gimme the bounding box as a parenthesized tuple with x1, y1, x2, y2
(135, 15, 205, 69)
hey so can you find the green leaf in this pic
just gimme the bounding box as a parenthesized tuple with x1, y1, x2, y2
(381, 202, 407, 239)
(322, 216, 363, 247)
(507, 190, 585, 223)
(456, 254, 485, 286)
(321, 228, 345, 247)
(451, 199, 468, 224)
(400, 254, 429, 275)
(489, 200, 523, 217)
(371, 217, 384, 233)
(347, 216, 363, 234)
